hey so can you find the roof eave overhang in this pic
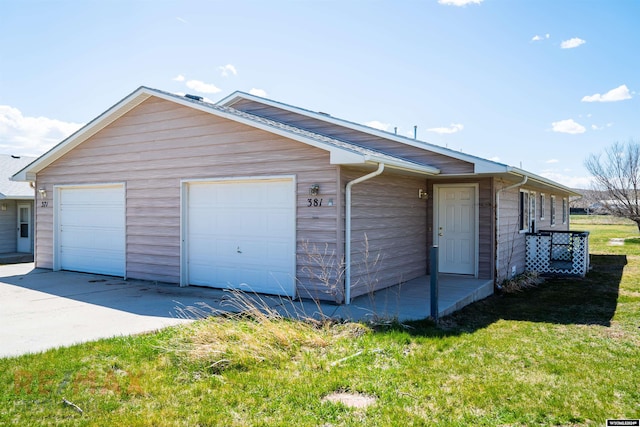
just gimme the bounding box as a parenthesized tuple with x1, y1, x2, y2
(11, 87, 440, 182)
(7, 195, 34, 200)
(506, 168, 581, 197)
(217, 91, 506, 171)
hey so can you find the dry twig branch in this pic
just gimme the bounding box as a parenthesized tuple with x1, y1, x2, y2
(62, 398, 84, 414)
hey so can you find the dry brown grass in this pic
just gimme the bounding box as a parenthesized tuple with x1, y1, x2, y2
(169, 290, 370, 373)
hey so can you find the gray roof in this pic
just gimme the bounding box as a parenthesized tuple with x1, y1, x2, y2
(0, 154, 36, 199)
(11, 86, 578, 196)
(13, 87, 440, 181)
(152, 88, 440, 174)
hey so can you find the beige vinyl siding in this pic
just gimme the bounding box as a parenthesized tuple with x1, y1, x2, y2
(495, 179, 572, 282)
(0, 200, 18, 253)
(35, 97, 342, 300)
(342, 167, 427, 299)
(231, 100, 474, 174)
(495, 183, 522, 281)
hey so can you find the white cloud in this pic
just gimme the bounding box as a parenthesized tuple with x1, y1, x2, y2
(551, 119, 586, 134)
(539, 171, 592, 189)
(546, 159, 559, 164)
(531, 33, 550, 42)
(488, 156, 501, 162)
(591, 124, 603, 131)
(185, 80, 221, 94)
(219, 64, 237, 77)
(427, 123, 464, 134)
(365, 120, 391, 132)
(581, 84, 632, 102)
(173, 74, 185, 82)
(438, 0, 482, 5)
(560, 37, 586, 49)
(176, 17, 188, 24)
(249, 88, 267, 97)
(0, 105, 83, 156)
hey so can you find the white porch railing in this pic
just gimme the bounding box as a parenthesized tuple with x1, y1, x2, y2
(526, 230, 590, 277)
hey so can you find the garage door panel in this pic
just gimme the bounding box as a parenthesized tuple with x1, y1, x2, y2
(59, 227, 123, 251)
(60, 207, 123, 228)
(58, 185, 125, 277)
(186, 178, 295, 296)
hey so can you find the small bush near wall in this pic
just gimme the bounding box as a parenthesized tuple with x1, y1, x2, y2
(499, 271, 544, 293)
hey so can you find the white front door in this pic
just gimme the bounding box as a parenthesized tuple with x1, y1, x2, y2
(183, 177, 296, 297)
(17, 203, 31, 253)
(435, 185, 477, 275)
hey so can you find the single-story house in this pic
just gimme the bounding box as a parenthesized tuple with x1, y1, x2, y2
(12, 86, 579, 303)
(1, 154, 35, 258)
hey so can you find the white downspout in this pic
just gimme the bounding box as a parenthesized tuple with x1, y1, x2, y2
(345, 163, 385, 304)
(495, 175, 528, 283)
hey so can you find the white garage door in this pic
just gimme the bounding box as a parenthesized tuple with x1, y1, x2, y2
(57, 184, 125, 277)
(185, 178, 296, 296)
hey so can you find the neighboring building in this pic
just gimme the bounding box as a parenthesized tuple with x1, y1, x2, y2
(1, 154, 36, 257)
(12, 87, 579, 302)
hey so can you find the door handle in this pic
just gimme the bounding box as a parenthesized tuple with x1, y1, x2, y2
(438, 227, 443, 237)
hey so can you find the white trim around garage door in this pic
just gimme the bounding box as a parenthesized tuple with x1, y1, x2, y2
(180, 175, 297, 297)
(53, 183, 126, 278)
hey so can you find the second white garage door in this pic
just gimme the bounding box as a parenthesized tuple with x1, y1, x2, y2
(184, 178, 296, 296)
(56, 184, 126, 277)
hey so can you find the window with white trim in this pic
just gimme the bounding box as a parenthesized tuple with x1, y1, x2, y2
(519, 190, 529, 232)
(550, 195, 556, 226)
(530, 192, 537, 232)
(540, 193, 545, 220)
(562, 198, 568, 224)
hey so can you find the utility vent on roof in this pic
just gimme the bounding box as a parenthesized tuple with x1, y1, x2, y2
(185, 94, 203, 101)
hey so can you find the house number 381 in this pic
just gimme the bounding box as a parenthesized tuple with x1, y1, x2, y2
(307, 198, 322, 207)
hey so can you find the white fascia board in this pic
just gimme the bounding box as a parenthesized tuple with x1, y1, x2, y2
(473, 160, 510, 174)
(329, 150, 366, 165)
(12, 88, 152, 181)
(216, 91, 246, 107)
(506, 167, 581, 196)
(365, 155, 440, 175)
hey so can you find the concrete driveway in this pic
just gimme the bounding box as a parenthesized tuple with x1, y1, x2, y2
(0, 264, 233, 358)
(0, 263, 448, 358)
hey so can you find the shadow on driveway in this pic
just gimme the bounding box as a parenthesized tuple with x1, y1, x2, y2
(0, 264, 242, 358)
(0, 264, 232, 318)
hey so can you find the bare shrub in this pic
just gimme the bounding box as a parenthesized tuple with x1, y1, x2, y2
(499, 271, 544, 294)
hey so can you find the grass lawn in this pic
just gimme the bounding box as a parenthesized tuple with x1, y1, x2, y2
(1, 215, 639, 426)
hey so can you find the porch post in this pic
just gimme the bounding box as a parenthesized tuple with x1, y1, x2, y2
(430, 245, 439, 323)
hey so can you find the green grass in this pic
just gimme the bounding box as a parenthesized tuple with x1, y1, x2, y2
(1, 216, 639, 426)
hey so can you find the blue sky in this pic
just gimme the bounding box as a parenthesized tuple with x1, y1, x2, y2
(1, 0, 638, 188)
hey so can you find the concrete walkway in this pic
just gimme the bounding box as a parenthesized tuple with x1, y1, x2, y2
(0, 263, 493, 358)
